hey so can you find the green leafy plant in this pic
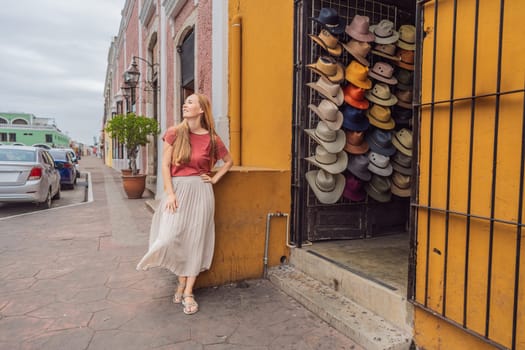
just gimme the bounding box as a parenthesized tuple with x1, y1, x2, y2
(105, 113, 160, 175)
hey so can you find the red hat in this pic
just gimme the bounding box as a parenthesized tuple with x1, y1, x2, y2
(343, 83, 369, 110)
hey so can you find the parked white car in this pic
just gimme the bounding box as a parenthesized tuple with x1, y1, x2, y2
(0, 145, 61, 208)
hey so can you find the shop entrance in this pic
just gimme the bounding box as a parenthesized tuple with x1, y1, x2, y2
(291, 0, 416, 295)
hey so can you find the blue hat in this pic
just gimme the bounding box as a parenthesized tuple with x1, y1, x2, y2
(341, 104, 369, 131)
(365, 128, 396, 156)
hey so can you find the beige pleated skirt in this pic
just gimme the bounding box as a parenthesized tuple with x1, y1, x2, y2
(136, 176, 215, 276)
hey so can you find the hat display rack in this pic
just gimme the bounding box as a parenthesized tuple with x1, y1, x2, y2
(304, 4, 415, 205)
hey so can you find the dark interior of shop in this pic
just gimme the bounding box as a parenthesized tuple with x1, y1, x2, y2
(294, 0, 417, 299)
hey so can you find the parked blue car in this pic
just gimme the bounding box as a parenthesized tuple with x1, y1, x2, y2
(49, 149, 77, 189)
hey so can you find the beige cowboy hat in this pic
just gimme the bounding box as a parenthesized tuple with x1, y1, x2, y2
(341, 39, 371, 66)
(307, 56, 345, 83)
(308, 99, 343, 130)
(306, 76, 344, 106)
(309, 29, 343, 56)
(305, 121, 346, 153)
(306, 169, 345, 204)
(305, 144, 348, 174)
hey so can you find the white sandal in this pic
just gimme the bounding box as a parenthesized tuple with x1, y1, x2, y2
(182, 294, 199, 315)
(172, 284, 186, 304)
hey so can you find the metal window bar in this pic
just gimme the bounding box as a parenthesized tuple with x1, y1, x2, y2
(413, 0, 524, 349)
(441, 0, 459, 318)
(512, 79, 525, 350)
(463, 0, 480, 329)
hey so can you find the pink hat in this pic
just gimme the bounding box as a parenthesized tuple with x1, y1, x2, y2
(345, 15, 375, 42)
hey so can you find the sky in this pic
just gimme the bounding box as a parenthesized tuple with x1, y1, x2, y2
(0, 0, 125, 145)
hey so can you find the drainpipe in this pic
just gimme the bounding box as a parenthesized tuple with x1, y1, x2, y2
(230, 15, 242, 165)
(263, 212, 293, 278)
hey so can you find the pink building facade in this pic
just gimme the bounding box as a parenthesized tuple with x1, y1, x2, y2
(102, 0, 228, 195)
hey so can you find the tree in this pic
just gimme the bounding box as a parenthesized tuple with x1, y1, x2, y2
(105, 113, 159, 175)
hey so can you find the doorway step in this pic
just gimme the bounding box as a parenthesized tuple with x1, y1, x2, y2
(268, 247, 413, 350)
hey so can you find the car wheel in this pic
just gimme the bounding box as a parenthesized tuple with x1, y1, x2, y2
(53, 186, 61, 200)
(40, 188, 52, 209)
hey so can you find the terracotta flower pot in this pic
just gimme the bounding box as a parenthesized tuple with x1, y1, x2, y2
(121, 174, 146, 199)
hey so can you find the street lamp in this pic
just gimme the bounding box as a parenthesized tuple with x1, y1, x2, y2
(123, 59, 141, 88)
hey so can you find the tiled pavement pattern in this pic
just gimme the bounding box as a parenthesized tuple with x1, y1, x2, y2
(0, 156, 361, 350)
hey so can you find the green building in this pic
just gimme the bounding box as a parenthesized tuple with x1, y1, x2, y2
(0, 112, 70, 148)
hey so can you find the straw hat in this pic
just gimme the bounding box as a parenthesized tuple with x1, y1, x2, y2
(396, 25, 416, 51)
(308, 99, 343, 130)
(305, 121, 346, 153)
(306, 169, 345, 204)
(370, 19, 399, 44)
(391, 171, 411, 197)
(392, 128, 413, 156)
(345, 60, 372, 90)
(307, 56, 345, 83)
(371, 43, 401, 61)
(366, 104, 395, 130)
(341, 39, 371, 66)
(306, 76, 344, 106)
(305, 144, 348, 174)
(365, 83, 398, 106)
(309, 29, 343, 57)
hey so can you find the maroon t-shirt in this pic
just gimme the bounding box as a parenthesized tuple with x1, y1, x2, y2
(163, 128, 228, 176)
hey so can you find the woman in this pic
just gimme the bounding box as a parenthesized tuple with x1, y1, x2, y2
(137, 93, 233, 315)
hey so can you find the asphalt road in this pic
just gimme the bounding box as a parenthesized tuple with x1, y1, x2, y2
(0, 172, 88, 219)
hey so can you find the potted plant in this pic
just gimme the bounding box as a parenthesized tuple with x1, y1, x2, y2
(105, 113, 159, 198)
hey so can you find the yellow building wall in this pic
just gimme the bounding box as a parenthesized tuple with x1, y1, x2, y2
(197, 0, 294, 286)
(228, 0, 294, 169)
(198, 168, 290, 287)
(415, 1, 525, 349)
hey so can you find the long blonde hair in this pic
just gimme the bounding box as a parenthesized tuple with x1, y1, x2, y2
(171, 93, 218, 167)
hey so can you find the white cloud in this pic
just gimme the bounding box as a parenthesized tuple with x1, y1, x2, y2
(0, 0, 124, 145)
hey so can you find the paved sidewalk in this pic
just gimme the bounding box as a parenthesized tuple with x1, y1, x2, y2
(0, 156, 361, 350)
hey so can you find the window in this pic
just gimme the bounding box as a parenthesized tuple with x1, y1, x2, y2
(8, 133, 16, 142)
(180, 29, 195, 99)
(0, 133, 6, 142)
(45, 134, 52, 143)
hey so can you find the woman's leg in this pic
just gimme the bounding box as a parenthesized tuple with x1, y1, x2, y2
(182, 276, 198, 314)
(173, 276, 187, 303)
